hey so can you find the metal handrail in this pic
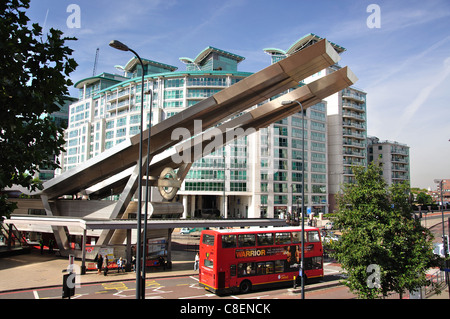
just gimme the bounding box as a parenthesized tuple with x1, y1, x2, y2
(424, 269, 447, 297)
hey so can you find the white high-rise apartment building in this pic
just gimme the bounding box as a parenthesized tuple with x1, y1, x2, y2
(264, 34, 367, 212)
(368, 136, 410, 186)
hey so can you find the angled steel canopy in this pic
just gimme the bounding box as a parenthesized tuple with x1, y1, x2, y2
(40, 39, 342, 200)
(86, 65, 358, 200)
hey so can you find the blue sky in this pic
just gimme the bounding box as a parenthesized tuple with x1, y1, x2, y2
(27, 0, 450, 189)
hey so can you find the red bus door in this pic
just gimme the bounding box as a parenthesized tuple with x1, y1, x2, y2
(218, 271, 226, 290)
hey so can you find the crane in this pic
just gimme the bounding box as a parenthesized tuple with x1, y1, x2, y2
(92, 48, 99, 76)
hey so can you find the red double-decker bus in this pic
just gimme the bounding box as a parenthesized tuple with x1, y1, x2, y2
(198, 226, 323, 294)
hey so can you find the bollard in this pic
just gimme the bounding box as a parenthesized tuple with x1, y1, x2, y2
(62, 271, 75, 299)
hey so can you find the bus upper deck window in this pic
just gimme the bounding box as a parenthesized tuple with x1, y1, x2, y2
(222, 235, 237, 248)
(238, 234, 256, 247)
(202, 234, 215, 246)
(275, 232, 291, 245)
(307, 231, 320, 242)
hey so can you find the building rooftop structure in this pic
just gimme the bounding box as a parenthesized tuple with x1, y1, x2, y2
(264, 33, 346, 64)
(180, 46, 245, 72)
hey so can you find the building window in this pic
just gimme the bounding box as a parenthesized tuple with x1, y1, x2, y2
(187, 89, 221, 98)
(292, 172, 306, 182)
(261, 195, 268, 205)
(274, 126, 288, 136)
(311, 153, 326, 162)
(187, 77, 227, 86)
(116, 117, 127, 127)
(311, 132, 325, 142)
(261, 172, 268, 181)
(230, 170, 246, 180)
(116, 128, 126, 138)
(261, 183, 268, 192)
(274, 195, 287, 205)
(292, 161, 307, 171)
(164, 78, 184, 88)
(274, 137, 288, 147)
(311, 174, 326, 183)
(164, 90, 183, 99)
(274, 171, 287, 181)
(274, 183, 288, 193)
(230, 182, 246, 191)
(105, 131, 114, 139)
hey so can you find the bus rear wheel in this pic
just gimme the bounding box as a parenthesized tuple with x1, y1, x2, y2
(239, 280, 252, 294)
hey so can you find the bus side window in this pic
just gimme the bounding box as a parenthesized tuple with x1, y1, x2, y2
(307, 231, 320, 242)
(305, 257, 322, 270)
(257, 233, 273, 246)
(238, 262, 255, 276)
(222, 235, 237, 248)
(275, 232, 291, 245)
(274, 260, 284, 273)
(238, 234, 256, 247)
(230, 264, 237, 277)
(292, 231, 304, 244)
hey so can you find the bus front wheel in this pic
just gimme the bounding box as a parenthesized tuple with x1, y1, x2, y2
(239, 280, 252, 294)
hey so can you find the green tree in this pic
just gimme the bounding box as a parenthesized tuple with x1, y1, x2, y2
(331, 163, 437, 299)
(0, 0, 77, 217)
(416, 192, 432, 206)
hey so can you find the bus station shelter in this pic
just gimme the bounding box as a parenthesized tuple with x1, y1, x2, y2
(4, 215, 286, 274)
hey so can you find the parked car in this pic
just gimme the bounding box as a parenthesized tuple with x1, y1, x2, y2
(179, 228, 192, 234)
(324, 222, 334, 230)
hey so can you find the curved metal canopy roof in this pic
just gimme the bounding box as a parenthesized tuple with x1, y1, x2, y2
(264, 33, 346, 57)
(123, 56, 178, 72)
(180, 46, 245, 65)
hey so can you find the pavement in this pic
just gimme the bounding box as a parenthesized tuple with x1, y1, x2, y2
(0, 244, 200, 293)
(0, 237, 448, 299)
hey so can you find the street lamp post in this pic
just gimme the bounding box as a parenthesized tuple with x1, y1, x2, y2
(282, 100, 305, 299)
(142, 88, 153, 284)
(109, 40, 148, 299)
(434, 179, 449, 294)
(223, 146, 227, 219)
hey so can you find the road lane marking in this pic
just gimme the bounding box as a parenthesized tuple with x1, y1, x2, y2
(179, 293, 215, 299)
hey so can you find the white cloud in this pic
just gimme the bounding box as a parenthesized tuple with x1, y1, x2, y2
(394, 56, 450, 137)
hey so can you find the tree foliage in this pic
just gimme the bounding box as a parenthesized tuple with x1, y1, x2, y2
(416, 192, 433, 206)
(331, 163, 438, 299)
(0, 0, 77, 216)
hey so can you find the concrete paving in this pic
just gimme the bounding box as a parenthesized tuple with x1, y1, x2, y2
(0, 238, 448, 299)
(0, 245, 198, 293)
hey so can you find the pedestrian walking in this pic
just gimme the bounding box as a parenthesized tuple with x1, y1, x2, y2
(49, 239, 54, 254)
(194, 252, 199, 271)
(131, 256, 136, 272)
(103, 255, 109, 276)
(158, 256, 166, 270)
(39, 238, 44, 254)
(117, 257, 124, 273)
(96, 253, 103, 274)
